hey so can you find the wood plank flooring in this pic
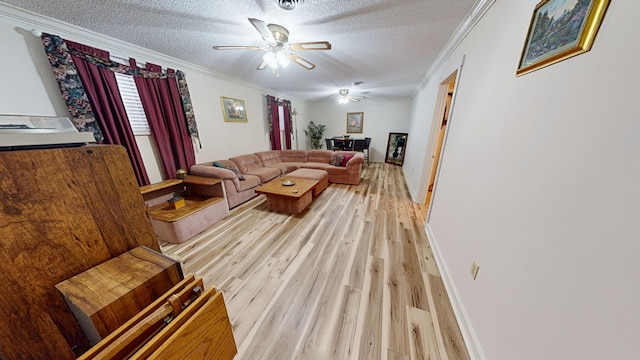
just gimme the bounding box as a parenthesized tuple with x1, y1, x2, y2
(161, 162, 469, 360)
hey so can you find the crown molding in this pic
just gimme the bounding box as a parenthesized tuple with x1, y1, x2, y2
(414, 0, 496, 96)
(0, 1, 289, 99)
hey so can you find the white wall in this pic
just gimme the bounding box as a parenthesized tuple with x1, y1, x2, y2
(0, 4, 308, 183)
(406, 1, 640, 359)
(309, 99, 412, 162)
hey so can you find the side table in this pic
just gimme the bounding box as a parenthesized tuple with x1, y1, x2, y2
(140, 176, 230, 243)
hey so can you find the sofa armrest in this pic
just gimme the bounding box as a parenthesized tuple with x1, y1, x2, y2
(190, 164, 237, 180)
(345, 153, 364, 170)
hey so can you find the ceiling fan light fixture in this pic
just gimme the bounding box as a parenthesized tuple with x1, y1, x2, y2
(263, 49, 291, 70)
(336, 88, 365, 104)
(263, 52, 278, 69)
(277, 51, 290, 68)
(213, 18, 328, 72)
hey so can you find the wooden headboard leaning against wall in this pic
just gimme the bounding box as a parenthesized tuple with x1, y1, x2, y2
(0, 145, 161, 359)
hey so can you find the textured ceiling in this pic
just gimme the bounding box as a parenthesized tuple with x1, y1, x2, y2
(5, 0, 477, 102)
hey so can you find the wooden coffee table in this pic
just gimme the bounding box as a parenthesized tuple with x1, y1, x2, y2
(255, 177, 318, 214)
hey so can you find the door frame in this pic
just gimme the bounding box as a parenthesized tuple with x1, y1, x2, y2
(419, 59, 464, 222)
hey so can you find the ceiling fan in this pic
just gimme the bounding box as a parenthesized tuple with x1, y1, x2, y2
(337, 89, 365, 104)
(213, 18, 331, 72)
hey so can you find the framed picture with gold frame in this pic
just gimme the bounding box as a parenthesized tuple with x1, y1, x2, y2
(516, 0, 610, 76)
(346, 112, 363, 134)
(220, 96, 247, 122)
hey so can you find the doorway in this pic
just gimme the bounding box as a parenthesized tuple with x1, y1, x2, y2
(421, 70, 459, 218)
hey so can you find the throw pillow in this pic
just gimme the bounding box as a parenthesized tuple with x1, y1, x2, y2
(212, 161, 225, 168)
(330, 154, 345, 166)
(341, 153, 355, 166)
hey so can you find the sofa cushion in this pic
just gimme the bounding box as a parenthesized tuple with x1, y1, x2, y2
(254, 150, 282, 166)
(229, 154, 263, 174)
(281, 150, 307, 163)
(306, 150, 333, 163)
(302, 162, 331, 170)
(280, 162, 305, 171)
(245, 167, 281, 183)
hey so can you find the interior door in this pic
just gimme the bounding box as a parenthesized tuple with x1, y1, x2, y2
(427, 91, 452, 191)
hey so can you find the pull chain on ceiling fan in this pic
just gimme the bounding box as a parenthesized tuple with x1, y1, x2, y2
(213, 18, 331, 73)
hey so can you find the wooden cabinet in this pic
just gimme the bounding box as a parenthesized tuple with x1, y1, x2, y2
(56, 246, 183, 345)
(140, 175, 230, 243)
(79, 275, 237, 360)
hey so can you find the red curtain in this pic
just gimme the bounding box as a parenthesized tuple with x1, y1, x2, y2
(267, 95, 281, 150)
(66, 41, 150, 186)
(267, 95, 293, 150)
(282, 100, 292, 149)
(131, 60, 195, 179)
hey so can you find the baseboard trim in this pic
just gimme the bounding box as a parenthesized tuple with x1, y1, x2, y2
(425, 223, 486, 360)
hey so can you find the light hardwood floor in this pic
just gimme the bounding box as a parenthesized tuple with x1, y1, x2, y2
(161, 162, 469, 360)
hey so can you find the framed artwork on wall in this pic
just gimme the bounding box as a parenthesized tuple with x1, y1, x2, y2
(220, 96, 247, 122)
(346, 112, 364, 133)
(516, 0, 610, 76)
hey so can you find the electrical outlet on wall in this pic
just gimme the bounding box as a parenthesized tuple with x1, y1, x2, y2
(470, 262, 480, 280)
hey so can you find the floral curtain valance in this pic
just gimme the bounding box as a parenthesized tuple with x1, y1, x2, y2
(41, 33, 104, 141)
(40, 33, 199, 143)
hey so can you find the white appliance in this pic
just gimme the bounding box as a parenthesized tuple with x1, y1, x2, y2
(0, 115, 96, 149)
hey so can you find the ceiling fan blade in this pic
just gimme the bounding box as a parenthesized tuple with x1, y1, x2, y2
(350, 98, 361, 102)
(257, 61, 268, 70)
(351, 96, 365, 99)
(289, 41, 332, 51)
(248, 18, 276, 44)
(212, 46, 262, 50)
(287, 53, 316, 70)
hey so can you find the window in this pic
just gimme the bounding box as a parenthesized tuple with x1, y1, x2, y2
(114, 73, 150, 135)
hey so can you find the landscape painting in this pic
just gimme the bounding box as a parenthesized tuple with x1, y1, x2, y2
(517, 0, 610, 76)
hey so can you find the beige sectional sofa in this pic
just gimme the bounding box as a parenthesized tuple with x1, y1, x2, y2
(190, 149, 364, 209)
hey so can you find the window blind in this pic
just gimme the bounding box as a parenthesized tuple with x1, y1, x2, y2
(114, 73, 150, 135)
